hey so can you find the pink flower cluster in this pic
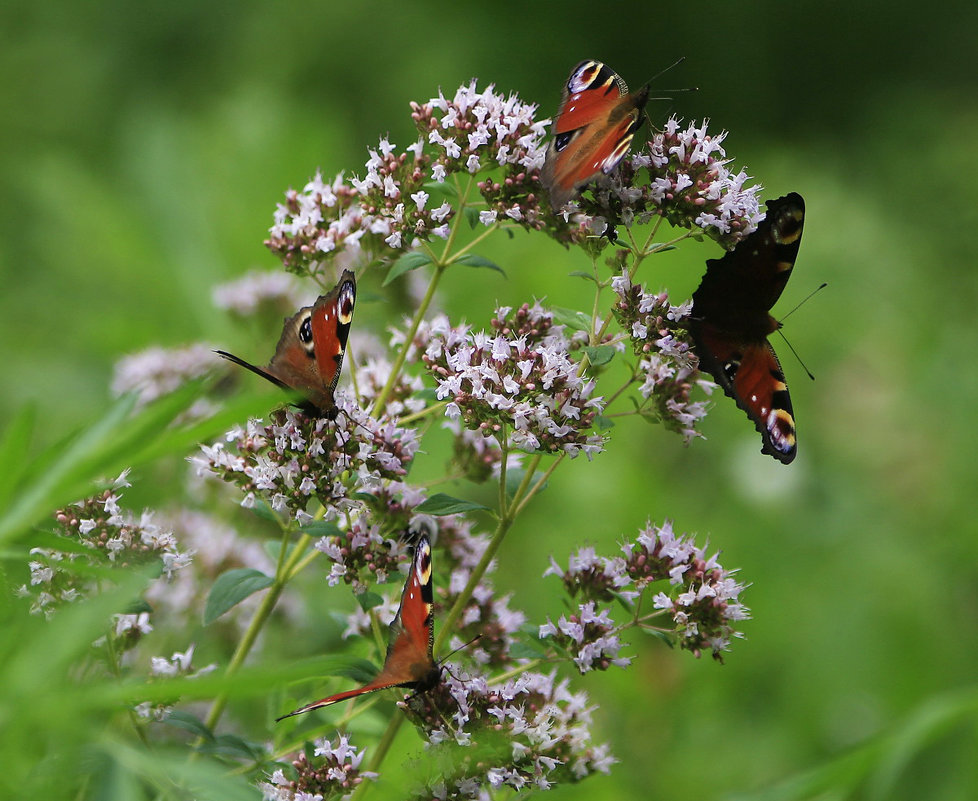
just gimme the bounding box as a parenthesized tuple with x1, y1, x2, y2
(20, 470, 192, 620)
(423, 303, 605, 459)
(611, 269, 712, 444)
(265, 81, 552, 277)
(545, 520, 750, 660)
(260, 735, 377, 801)
(405, 670, 616, 796)
(192, 401, 419, 526)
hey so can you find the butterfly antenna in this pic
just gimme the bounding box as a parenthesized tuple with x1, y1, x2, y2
(441, 633, 483, 665)
(776, 330, 816, 382)
(780, 282, 828, 322)
(643, 57, 697, 96)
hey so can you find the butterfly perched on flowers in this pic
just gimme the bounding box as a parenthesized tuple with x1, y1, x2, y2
(540, 59, 650, 209)
(276, 536, 440, 720)
(217, 270, 356, 418)
(689, 193, 805, 464)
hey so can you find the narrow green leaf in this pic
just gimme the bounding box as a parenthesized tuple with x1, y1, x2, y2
(204, 568, 274, 625)
(568, 270, 598, 283)
(582, 345, 617, 367)
(550, 306, 592, 332)
(455, 254, 506, 276)
(0, 405, 36, 510)
(415, 493, 489, 515)
(384, 251, 432, 285)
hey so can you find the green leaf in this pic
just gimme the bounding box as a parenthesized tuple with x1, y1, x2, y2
(582, 345, 617, 367)
(568, 270, 598, 283)
(298, 520, 341, 537)
(505, 468, 548, 501)
(0, 404, 36, 511)
(0, 379, 273, 547)
(647, 243, 677, 254)
(415, 493, 489, 515)
(464, 206, 481, 229)
(163, 710, 214, 740)
(248, 500, 279, 523)
(204, 568, 274, 625)
(414, 387, 439, 403)
(199, 733, 263, 761)
(356, 591, 385, 611)
(594, 414, 616, 431)
(508, 639, 547, 659)
(550, 306, 592, 332)
(384, 251, 432, 285)
(455, 254, 506, 276)
(639, 627, 674, 647)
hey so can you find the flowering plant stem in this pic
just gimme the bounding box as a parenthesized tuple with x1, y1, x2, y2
(202, 532, 314, 732)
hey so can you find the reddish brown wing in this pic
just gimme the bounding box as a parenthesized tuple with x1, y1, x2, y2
(276, 537, 438, 721)
(689, 193, 805, 464)
(540, 60, 649, 208)
(217, 270, 356, 417)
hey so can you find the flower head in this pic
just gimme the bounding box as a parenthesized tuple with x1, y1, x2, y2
(424, 303, 605, 459)
(611, 270, 712, 444)
(266, 81, 553, 278)
(259, 735, 377, 800)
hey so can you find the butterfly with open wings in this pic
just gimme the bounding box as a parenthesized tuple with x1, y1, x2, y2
(689, 193, 806, 464)
(217, 270, 356, 418)
(276, 536, 440, 721)
(540, 59, 650, 209)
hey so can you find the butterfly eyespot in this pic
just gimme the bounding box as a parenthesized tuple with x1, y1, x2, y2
(337, 282, 356, 324)
(299, 316, 313, 344)
(553, 131, 574, 152)
(722, 358, 741, 382)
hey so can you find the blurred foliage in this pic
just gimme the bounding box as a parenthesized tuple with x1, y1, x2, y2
(2, 0, 977, 799)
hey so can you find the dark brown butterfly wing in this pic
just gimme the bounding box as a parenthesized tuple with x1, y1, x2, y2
(541, 60, 649, 208)
(690, 193, 805, 464)
(218, 270, 356, 417)
(276, 536, 438, 721)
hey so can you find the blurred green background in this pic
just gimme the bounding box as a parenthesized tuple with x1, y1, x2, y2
(2, 1, 977, 798)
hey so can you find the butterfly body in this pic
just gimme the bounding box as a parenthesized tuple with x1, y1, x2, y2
(541, 59, 649, 208)
(276, 536, 438, 721)
(217, 270, 356, 418)
(690, 193, 805, 464)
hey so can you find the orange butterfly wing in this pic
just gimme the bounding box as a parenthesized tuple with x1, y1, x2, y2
(217, 270, 356, 417)
(276, 537, 438, 721)
(541, 60, 649, 208)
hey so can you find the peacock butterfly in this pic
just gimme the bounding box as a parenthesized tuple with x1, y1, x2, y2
(276, 535, 440, 721)
(217, 270, 356, 418)
(689, 193, 805, 464)
(540, 59, 650, 209)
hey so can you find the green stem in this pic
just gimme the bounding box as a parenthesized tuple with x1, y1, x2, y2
(351, 714, 406, 800)
(371, 261, 447, 417)
(202, 533, 313, 731)
(434, 512, 512, 656)
(512, 453, 562, 518)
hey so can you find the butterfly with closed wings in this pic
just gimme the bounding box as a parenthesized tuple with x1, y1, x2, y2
(689, 193, 806, 464)
(217, 270, 356, 418)
(540, 59, 650, 209)
(276, 536, 441, 721)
